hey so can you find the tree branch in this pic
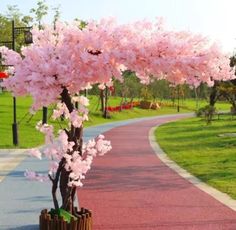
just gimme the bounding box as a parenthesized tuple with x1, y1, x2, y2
(49, 158, 65, 210)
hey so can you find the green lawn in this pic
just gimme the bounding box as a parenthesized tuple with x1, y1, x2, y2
(0, 92, 191, 148)
(160, 98, 231, 111)
(156, 116, 236, 199)
(0, 91, 231, 149)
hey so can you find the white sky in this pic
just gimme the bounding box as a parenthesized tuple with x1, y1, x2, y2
(0, 0, 236, 52)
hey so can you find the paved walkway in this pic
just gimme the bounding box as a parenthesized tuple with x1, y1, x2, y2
(0, 115, 179, 229)
(0, 149, 26, 183)
(1, 113, 236, 229)
(78, 115, 236, 230)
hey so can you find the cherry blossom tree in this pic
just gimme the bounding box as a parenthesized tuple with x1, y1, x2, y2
(114, 19, 234, 86)
(0, 18, 234, 216)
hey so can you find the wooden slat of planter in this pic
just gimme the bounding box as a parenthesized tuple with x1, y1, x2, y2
(83, 214, 87, 230)
(90, 211, 93, 230)
(46, 214, 51, 230)
(39, 213, 44, 230)
(59, 217, 64, 230)
(73, 217, 78, 230)
(81, 215, 85, 230)
(69, 217, 74, 230)
(77, 215, 81, 230)
(63, 219, 67, 230)
(78, 216, 83, 230)
(85, 213, 89, 229)
(86, 210, 91, 230)
(40, 209, 47, 230)
(53, 215, 59, 230)
(49, 218, 54, 229)
(52, 218, 56, 230)
(88, 213, 92, 230)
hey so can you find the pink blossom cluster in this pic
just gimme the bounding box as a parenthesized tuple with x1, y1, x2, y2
(25, 100, 111, 187)
(24, 170, 49, 182)
(66, 134, 112, 187)
(0, 18, 234, 111)
(98, 79, 114, 90)
(36, 121, 54, 144)
(114, 20, 234, 87)
(52, 100, 89, 128)
(26, 127, 111, 187)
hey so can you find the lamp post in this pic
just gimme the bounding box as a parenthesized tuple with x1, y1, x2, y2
(103, 86, 110, 118)
(177, 85, 180, 113)
(0, 20, 32, 146)
(42, 107, 48, 124)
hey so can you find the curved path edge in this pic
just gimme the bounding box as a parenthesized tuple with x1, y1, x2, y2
(149, 125, 236, 211)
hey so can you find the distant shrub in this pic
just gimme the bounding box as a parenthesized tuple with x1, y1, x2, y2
(196, 105, 216, 124)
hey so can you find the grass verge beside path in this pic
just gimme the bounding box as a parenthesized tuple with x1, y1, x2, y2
(156, 116, 236, 199)
(0, 92, 190, 148)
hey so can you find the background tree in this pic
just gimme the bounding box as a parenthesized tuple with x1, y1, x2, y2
(120, 71, 141, 102)
(0, 5, 33, 52)
(30, 0, 48, 28)
(5, 5, 23, 22)
(209, 81, 221, 107)
(217, 81, 236, 110)
(149, 79, 170, 101)
(52, 5, 61, 27)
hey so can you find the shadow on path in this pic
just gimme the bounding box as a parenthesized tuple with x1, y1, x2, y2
(7, 225, 38, 230)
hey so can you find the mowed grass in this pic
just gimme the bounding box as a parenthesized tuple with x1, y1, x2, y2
(0, 92, 191, 148)
(160, 98, 231, 111)
(156, 116, 236, 199)
(0, 92, 49, 148)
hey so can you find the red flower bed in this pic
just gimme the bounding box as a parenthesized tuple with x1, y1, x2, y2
(0, 72, 8, 79)
(105, 101, 140, 112)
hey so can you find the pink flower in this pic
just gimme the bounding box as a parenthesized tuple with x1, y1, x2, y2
(49, 161, 59, 173)
(70, 110, 83, 128)
(98, 83, 105, 90)
(52, 103, 70, 120)
(36, 122, 54, 144)
(24, 170, 37, 180)
(72, 95, 89, 107)
(105, 80, 113, 88)
(24, 170, 49, 182)
(28, 148, 42, 160)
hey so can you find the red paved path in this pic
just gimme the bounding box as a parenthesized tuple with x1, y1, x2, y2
(78, 115, 236, 230)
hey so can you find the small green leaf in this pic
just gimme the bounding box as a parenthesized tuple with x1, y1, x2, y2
(49, 208, 77, 223)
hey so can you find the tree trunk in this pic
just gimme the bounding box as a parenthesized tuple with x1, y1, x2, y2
(194, 87, 199, 110)
(48, 87, 84, 213)
(209, 82, 218, 106)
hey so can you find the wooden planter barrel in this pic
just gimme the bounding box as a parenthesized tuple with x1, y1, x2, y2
(40, 207, 92, 230)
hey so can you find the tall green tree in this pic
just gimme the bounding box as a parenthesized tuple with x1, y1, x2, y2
(52, 5, 61, 28)
(5, 5, 22, 22)
(0, 5, 32, 52)
(30, 0, 48, 28)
